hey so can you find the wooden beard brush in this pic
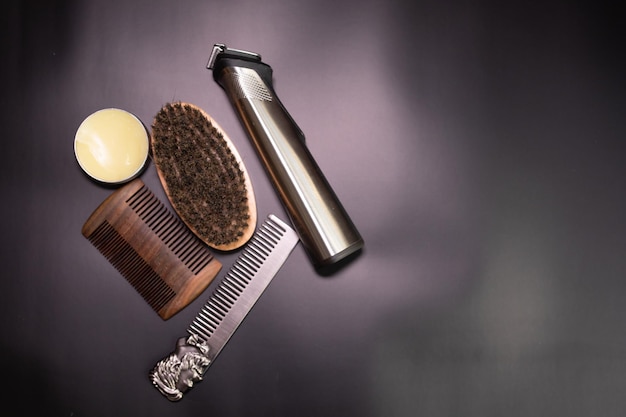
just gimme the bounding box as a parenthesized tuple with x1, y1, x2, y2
(150, 102, 256, 251)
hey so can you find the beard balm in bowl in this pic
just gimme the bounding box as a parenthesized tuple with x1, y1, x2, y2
(74, 108, 149, 184)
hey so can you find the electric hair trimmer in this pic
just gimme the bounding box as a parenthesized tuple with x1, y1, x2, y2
(208, 44, 364, 268)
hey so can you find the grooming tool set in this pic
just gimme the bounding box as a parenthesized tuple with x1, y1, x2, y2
(78, 43, 363, 400)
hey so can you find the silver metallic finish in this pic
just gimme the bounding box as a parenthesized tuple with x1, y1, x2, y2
(150, 215, 299, 401)
(206, 44, 225, 69)
(207, 44, 261, 70)
(210, 47, 364, 266)
(225, 71, 273, 101)
(150, 334, 211, 401)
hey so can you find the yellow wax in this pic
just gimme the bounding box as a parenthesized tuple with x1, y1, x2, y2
(74, 108, 149, 184)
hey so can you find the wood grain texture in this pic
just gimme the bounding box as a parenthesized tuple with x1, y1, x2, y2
(82, 179, 222, 320)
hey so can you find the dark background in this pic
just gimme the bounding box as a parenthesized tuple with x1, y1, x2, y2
(2, 0, 626, 415)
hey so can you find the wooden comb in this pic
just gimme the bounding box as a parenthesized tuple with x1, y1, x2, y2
(82, 178, 222, 320)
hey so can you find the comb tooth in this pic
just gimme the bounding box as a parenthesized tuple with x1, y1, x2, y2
(158, 219, 181, 246)
(173, 234, 198, 262)
(126, 185, 152, 214)
(87, 221, 176, 313)
(187, 253, 213, 274)
(261, 220, 281, 237)
(134, 195, 160, 221)
(90, 226, 120, 258)
(260, 229, 280, 246)
(189, 318, 211, 337)
(124, 184, 145, 207)
(190, 304, 225, 338)
(90, 222, 124, 259)
(227, 271, 248, 288)
(196, 302, 223, 323)
(245, 246, 264, 263)
(115, 250, 143, 279)
(149, 210, 172, 236)
(205, 300, 226, 319)
(109, 238, 139, 266)
(189, 253, 213, 275)
(195, 311, 218, 331)
(254, 233, 274, 250)
(127, 184, 171, 232)
(231, 268, 252, 286)
(143, 193, 165, 219)
(214, 285, 236, 304)
(222, 279, 242, 298)
(201, 301, 225, 320)
(240, 255, 261, 272)
(143, 200, 171, 232)
(179, 246, 203, 272)
(133, 271, 167, 310)
(166, 227, 192, 255)
(178, 235, 206, 269)
(209, 292, 231, 314)
(140, 205, 165, 232)
(178, 239, 202, 262)
(215, 286, 237, 305)
(160, 220, 185, 246)
(170, 231, 197, 259)
(152, 211, 177, 238)
(224, 273, 246, 292)
(246, 242, 268, 259)
(134, 269, 161, 293)
(232, 260, 255, 279)
(189, 322, 212, 341)
(118, 252, 173, 311)
(198, 312, 220, 333)
(125, 184, 216, 275)
(181, 215, 298, 367)
(174, 234, 212, 268)
(187, 231, 274, 340)
(184, 247, 211, 273)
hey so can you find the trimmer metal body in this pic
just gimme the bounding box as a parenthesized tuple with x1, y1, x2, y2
(208, 44, 364, 267)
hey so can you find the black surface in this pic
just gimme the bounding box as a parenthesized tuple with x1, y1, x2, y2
(3, 1, 626, 415)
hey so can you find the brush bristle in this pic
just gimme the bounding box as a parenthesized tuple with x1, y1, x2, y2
(150, 102, 256, 251)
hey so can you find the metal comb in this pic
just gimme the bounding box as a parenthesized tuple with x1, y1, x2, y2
(149, 214, 299, 401)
